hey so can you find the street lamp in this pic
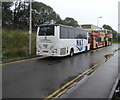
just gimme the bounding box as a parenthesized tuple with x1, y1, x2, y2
(97, 16, 102, 27)
(118, 24, 120, 33)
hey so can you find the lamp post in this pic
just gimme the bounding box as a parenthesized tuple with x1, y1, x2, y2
(97, 16, 102, 27)
(118, 24, 120, 33)
(29, 0, 32, 55)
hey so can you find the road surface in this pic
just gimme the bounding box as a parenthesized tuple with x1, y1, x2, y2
(2, 44, 119, 98)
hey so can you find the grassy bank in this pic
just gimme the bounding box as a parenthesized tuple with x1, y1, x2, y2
(2, 29, 36, 61)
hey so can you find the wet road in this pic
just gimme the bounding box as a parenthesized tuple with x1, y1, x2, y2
(2, 44, 119, 98)
(66, 50, 119, 98)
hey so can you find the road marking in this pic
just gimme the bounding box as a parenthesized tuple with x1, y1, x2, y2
(47, 89, 61, 98)
(45, 56, 107, 99)
(1, 56, 47, 66)
(55, 88, 68, 98)
(55, 82, 77, 98)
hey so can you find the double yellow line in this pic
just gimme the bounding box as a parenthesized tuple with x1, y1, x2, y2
(46, 57, 107, 99)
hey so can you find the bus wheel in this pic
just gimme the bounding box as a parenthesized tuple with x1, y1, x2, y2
(96, 44, 98, 49)
(70, 48, 74, 57)
(85, 46, 88, 52)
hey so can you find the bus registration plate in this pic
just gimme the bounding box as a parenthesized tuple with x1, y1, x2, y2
(43, 51, 48, 53)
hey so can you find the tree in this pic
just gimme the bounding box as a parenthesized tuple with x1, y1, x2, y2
(63, 17, 79, 27)
(32, 2, 62, 28)
(103, 24, 117, 38)
(2, 2, 13, 27)
(103, 24, 113, 30)
(2, 1, 79, 31)
(12, 1, 29, 29)
(112, 30, 117, 38)
(2, 1, 30, 30)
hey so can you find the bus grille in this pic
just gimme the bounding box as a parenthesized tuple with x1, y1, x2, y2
(60, 48, 66, 55)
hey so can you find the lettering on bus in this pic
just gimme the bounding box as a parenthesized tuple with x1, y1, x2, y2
(76, 40, 83, 51)
(43, 44, 48, 48)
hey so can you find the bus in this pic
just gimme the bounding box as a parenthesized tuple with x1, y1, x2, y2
(104, 29, 112, 46)
(80, 24, 106, 49)
(36, 24, 91, 57)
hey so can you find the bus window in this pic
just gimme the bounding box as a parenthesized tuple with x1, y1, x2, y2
(75, 29, 80, 39)
(81, 25, 91, 29)
(79, 29, 85, 39)
(75, 29, 85, 39)
(95, 37, 101, 42)
(107, 30, 112, 34)
(108, 38, 112, 41)
(39, 25, 54, 36)
(69, 28, 75, 39)
(60, 26, 69, 39)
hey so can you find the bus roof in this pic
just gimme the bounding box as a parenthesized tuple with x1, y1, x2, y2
(80, 24, 101, 29)
(39, 24, 85, 30)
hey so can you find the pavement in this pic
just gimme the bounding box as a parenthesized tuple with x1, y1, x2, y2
(64, 50, 119, 99)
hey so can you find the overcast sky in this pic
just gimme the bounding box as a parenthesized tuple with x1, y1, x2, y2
(35, 0, 119, 31)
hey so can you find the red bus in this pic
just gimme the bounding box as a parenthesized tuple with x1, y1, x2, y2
(80, 24, 106, 49)
(104, 29, 112, 46)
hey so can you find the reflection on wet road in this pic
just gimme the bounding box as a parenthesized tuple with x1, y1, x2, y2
(3, 44, 118, 98)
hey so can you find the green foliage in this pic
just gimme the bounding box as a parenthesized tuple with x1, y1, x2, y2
(2, 1, 79, 29)
(2, 29, 36, 61)
(103, 24, 113, 30)
(102, 24, 118, 42)
(13, 1, 29, 27)
(32, 2, 62, 27)
(2, 2, 13, 26)
(63, 17, 79, 27)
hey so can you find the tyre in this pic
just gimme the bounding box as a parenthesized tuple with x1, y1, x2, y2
(96, 44, 98, 49)
(85, 46, 88, 53)
(70, 48, 74, 57)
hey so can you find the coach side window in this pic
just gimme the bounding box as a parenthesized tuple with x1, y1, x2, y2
(83, 31, 87, 39)
(75, 29, 80, 39)
(69, 28, 75, 39)
(79, 29, 84, 39)
(60, 27, 69, 39)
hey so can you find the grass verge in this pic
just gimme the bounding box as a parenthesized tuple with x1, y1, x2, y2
(2, 28, 36, 61)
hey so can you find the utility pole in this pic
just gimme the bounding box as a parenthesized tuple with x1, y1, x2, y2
(29, 0, 32, 55)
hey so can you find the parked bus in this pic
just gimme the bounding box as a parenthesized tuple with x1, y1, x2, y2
(104, 29, 112, 46)
(80, 24, 106, 49)
(36, 24, 91, 57)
